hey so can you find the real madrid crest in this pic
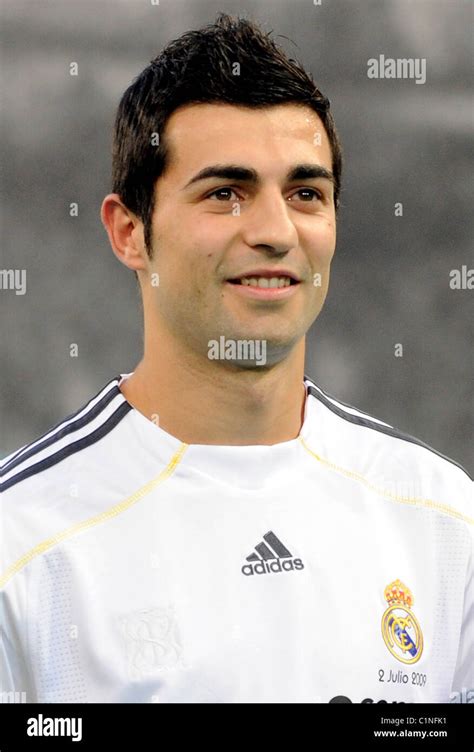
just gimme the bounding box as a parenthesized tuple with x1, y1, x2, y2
(381, 579, 423, 664)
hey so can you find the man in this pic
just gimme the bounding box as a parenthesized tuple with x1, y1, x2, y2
(1, 13, 472, 704)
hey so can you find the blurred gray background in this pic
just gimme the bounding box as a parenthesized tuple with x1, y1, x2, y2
(1, 0, 473, 472)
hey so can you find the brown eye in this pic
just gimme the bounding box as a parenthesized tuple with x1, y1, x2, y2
(290, 188, 322, 202)
(207, 187, 239, 201)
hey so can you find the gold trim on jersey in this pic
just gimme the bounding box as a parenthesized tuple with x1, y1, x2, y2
(2, 437, 472, 590)
(299, 437, 474, 526)
(0, 443, 188, 589)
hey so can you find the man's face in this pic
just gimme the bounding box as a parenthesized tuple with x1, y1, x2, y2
(143, 102, 336, 366)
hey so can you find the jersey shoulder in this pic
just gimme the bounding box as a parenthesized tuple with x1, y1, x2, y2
(1, 375, 130, 493)
(303, 374, 473, 524)
(0, 376, 134, 586)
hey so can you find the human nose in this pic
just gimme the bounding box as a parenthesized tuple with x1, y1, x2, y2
(240, 188, 298, 255)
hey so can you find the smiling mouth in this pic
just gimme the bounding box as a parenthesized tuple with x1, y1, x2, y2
(227, 276, 299, 289)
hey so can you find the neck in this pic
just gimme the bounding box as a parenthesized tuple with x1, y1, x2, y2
(120, 327, 307, 446)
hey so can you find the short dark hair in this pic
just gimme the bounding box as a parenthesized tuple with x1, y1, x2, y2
(111, 12, 343, 259)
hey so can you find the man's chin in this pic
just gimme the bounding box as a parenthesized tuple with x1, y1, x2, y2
(205, 332, 298, 369)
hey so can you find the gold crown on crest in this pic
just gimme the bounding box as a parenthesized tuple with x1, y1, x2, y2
(384, 579, 414, 608)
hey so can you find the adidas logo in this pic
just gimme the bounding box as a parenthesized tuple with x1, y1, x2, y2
(241, 531, 304, 576)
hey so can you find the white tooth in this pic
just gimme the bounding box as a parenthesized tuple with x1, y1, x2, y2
(241, 275, 293, 288)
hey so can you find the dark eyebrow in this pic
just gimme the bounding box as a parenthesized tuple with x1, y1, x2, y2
(182, 163, 335, 189)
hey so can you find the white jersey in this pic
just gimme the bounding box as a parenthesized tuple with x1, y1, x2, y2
(1, 373, 472, 704)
